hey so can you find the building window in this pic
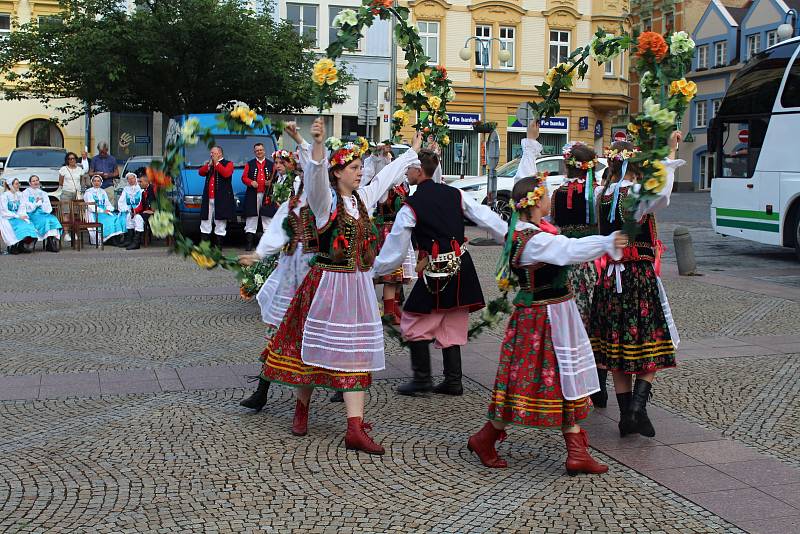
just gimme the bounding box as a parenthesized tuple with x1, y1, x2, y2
(641, 18, 652, 32)
(287, 3, 318, 46)
(417, 21, 439, 65)
(697, 45, 709, 69)
(475, 25, 492, 69)
(619, 51, 626, 76)
(695, 101, 708, 128)
(499, 26, 515, 69)
(16, 119, 64, 148)
(37, 15, 61, 28)
(767, 30, 778, 48)
(329, 7, 361, 49)
(714, 42, 727, 67)
(549, 30, 570, 68)
(712, 98, 722, 117)
(664, 11, 675, 33)
(604, 59, 614, 76)
(0, 13, 10, 33)
(746, 34, 761, 60)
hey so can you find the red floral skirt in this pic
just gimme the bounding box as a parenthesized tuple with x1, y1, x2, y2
(487, 304, 591, 428)
(261, 266, 372, 391)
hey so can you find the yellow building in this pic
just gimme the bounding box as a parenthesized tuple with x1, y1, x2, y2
(0, 0, 89, 157)
(399, 0, 632, 176)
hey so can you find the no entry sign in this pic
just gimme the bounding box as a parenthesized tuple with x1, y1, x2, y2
(738, 129, 749, 144)
(613, 131, 627, 142)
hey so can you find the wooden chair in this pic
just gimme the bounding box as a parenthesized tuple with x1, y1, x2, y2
(38, 199, 61, 251)
(70, 200, 104, 251)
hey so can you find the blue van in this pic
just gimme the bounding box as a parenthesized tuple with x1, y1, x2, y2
(168, 114, 279, 236)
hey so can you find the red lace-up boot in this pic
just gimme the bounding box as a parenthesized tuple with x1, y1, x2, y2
(467, 422, 508, 468)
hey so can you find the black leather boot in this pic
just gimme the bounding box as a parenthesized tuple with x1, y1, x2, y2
(120, 229, 133, 247)
(397, 340, 433, 396)
(617, 391, 635, 437)
(628, 379, 656, 437)
(245, 233, 255, 252)
(48, 236, 60, 252)
(433, 345, 464, 396)
(590, 368, 608, 408)
(239, 378, 271, 411)
(126, 231, 143, 250)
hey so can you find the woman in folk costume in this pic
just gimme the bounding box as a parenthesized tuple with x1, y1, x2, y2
(84, 174, 126, 245)
(22, 175, 62, 252)
(1, 177, 40, 254)
(467, 175, 626, 474)
(261, 118, 423, 454)
(550, 142, 608, 407)
(117, 172, 143, 249)
(237, 123, 320, 412)
(589, 132, 683, 438)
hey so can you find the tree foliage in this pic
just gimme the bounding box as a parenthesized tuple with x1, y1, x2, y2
(0, 0, 337, 122)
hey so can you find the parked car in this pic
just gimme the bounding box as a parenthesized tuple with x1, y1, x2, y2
(2, 147, 67, 195)
(450, 155, 608, 220)
(117, 155, 163, 197)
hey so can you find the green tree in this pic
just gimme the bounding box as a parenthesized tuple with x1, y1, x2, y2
(0, 0, 346, 122)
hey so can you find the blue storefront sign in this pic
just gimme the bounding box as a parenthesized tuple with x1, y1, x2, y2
(447, 112, 481, 127)
(579, 116, 589, 130)
(539, 116, 568, 131)
(594, 120, 603, 139)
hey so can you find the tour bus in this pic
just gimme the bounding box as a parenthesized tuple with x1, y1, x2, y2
(708, 36, 800, 260)
(167, 114, 279, 237)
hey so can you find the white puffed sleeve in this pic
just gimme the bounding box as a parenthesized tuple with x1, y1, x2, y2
(372, 205, 416, 276)
(519, 231, 622, 266)
(513, 138, 543, 183)
(461, 191, 507, 243)
(634, 159, 686, 219)
(255, 201, 291, 259)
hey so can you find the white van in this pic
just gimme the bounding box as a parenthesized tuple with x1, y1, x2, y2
(709, 36, 800, 260)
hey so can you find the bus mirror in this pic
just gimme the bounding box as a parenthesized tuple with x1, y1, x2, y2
(707, 118, 719, 152)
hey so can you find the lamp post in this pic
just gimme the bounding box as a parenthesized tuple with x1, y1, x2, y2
(777, 9, 798, 41)
(458, 37, 511, 209)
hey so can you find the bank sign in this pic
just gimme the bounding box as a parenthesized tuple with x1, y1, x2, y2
(508, 115, 569, 132)
(419, 111, 480, 129)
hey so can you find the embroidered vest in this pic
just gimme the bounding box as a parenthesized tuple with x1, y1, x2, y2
(509, 229, 572, 306)
(598, 185, 657, 262)
(283, 204, 320, 255)
(312, 193, 378, 273)
(551, 182, 596, 238)
(374, 183, 409, 225)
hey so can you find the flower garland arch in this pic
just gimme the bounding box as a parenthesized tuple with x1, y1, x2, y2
(313, 0, 455, 145)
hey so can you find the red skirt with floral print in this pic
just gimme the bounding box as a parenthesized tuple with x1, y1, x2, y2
(487, 304, 591, 428)
(261, 266, 372, 391)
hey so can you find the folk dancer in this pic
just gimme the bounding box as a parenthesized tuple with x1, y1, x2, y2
(373, 146, 506, 397)
(466, 175, 625, 474)
(238, 123, 319, 411)
(23, 175, 62, 252)
(198, 146, 235, 248)
(550, 141, 607, 406)
(260, 118, 423, 454)
(1, 177, 40, 254)
(589, 132, 683, 438)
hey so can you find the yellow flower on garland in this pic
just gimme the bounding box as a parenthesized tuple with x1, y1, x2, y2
(544, 63, 575, 88)
(643, 161, 668, 193)
(627, 123, 639, 135)
(191, 250, 217, 270)
(393, 109, 410, 126)
(427, 95, 442, 110)
(312, 58, 339, 86)
(433, 114, 443, 126)
(441, 134, 450, 146)
(403, 72, 427, 95)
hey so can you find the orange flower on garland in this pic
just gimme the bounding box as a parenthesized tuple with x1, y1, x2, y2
(370, 0, 392, 7)
(637, 32, 669, 62)
(146, 167, 172, 192)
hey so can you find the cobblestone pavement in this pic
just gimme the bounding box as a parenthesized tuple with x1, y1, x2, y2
(2, 211, 800, 533)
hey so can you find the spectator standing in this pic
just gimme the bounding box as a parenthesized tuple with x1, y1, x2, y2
(241, 142, 273, 251)
(198, 146, 235, 248)
(58, 152, 84, 216)
(89, 142, 119, 205)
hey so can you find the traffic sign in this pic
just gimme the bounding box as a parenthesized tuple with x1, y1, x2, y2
(614, 130, 627, 142)
(515, 103, 537, 126)
(738, 129, 749, 144)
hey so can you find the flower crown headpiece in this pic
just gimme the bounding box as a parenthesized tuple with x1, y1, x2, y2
(326, 136, 369, 167)
(562, 142, 598, 170)
(603, 146, 641, 162)
(272, 149, 297, 164)
(512, 174, 549, 211)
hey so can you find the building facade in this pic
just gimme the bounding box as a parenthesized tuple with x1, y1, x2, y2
(394, 0, 632, 176)
(680, 0, 799, 191)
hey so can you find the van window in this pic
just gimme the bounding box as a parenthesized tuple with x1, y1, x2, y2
(781, 50, 800, 108)
(717, 44, 794, 117)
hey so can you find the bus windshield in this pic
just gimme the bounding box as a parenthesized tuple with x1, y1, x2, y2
(717, 43, 795, 117)
(184, 135, 277, 167)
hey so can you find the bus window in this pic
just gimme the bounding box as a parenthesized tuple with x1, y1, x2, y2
(717, 44, 794, 117)
(717, 117, 768, 178)
(781, 52, 800, 109)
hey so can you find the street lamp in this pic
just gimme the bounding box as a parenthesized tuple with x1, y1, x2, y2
(777, 9, 798, 41)
(458, 36, 511, 209)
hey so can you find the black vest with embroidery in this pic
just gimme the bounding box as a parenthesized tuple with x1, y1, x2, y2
(311, 193, 378, 273)
(597, 185, 657, 262)
(374, 183, 409, 225)
(510, 229, 572, 306)
(551, 181, 596, 238)
(283, 204, 320, 255)
(403, 179, 484, 314)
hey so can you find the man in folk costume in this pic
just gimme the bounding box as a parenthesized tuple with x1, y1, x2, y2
(198, 145, 235, 247)
(374, 148, 507, 396)
(241, 143, 274, 251)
